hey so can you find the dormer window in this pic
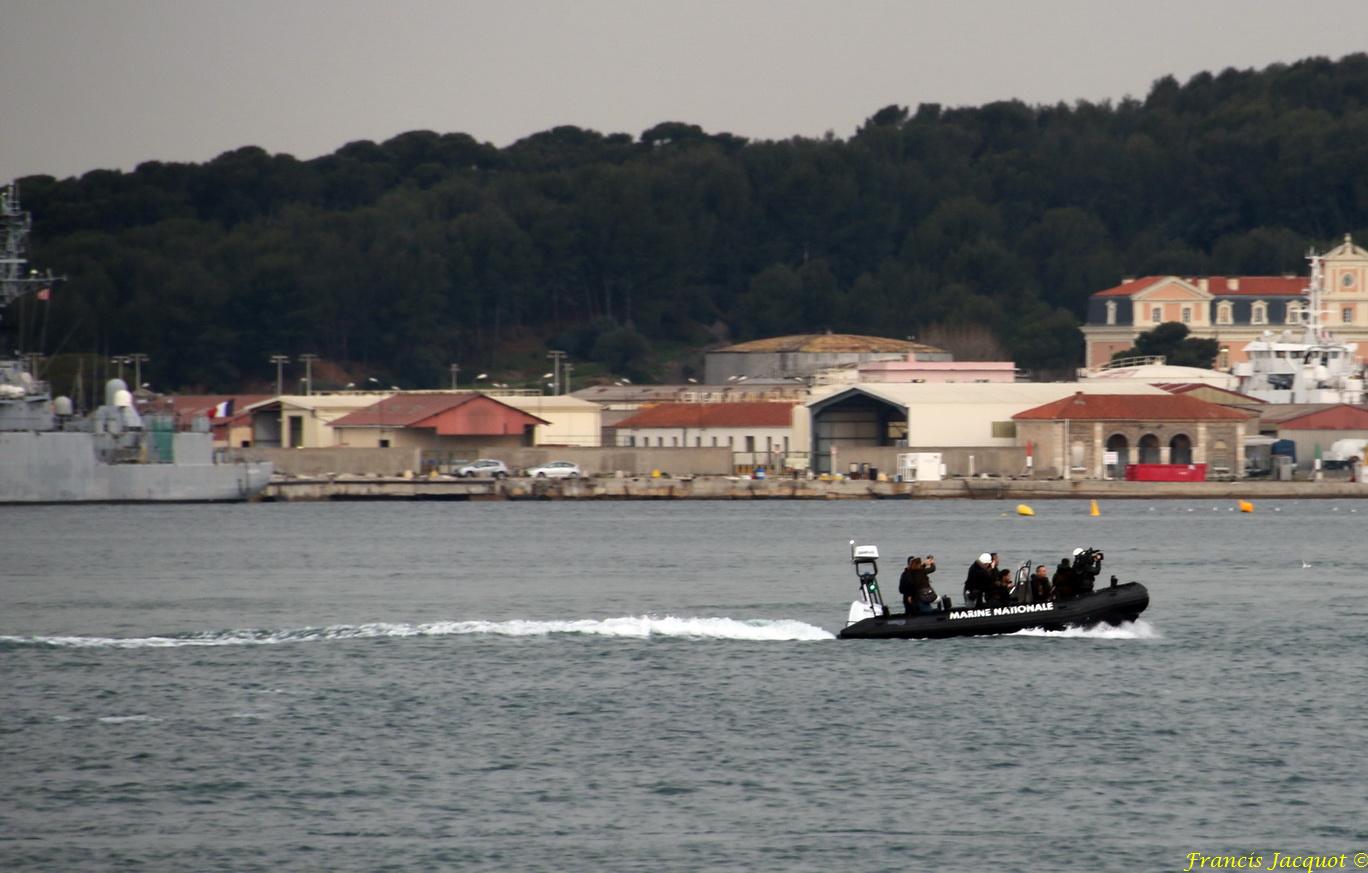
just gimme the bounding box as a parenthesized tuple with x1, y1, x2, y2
(1285, 302, 1302, 325)
(1105, 301, 1117, 325)
(1216, 301, 1234, 325)
(1251, 302, 1267, 325)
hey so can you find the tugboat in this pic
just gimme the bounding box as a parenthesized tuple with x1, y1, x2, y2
(838, 542, 1149, 640)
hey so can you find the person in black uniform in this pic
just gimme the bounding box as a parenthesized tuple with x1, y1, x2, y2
(1031, 564, 1052, 601)
(1053, 558, 1077, 600)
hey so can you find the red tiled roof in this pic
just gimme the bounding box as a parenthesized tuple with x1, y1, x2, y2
(331, 393, 548, 428)
(615, 402, 797, 429)
(1204, 276, 1307, 296)
(1092, 276, 1306, 299)
(1013, 393, 1253, 422)
(1092, 277, 1165, 298)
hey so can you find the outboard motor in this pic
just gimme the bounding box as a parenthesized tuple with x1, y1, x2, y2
(845, 541, 888, 626)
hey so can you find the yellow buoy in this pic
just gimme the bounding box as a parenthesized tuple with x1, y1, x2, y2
(1089, 499, 1100, 517)
(1016, 504, 1035, 516)
(1238, 500, 1254, 513)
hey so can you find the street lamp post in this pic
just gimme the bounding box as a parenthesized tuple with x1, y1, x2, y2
(127, 353, 148, 389)
(111, 355, 131, 381)
(298, 354, 318, 395)
(450, 363, 460, 390)
(269, 355, 290, 396)
(547, 350, 566, 395)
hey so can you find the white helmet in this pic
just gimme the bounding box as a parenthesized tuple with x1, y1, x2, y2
(1072, 547, 1085, 557)
(978, 552, 992, 564)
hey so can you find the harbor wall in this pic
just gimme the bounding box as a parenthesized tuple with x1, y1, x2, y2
(263, 474, 1368, 501)
(233, 447, 421, 477)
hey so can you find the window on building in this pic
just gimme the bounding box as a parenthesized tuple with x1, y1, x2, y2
(1251, 302, 1267, 325)
(1105, 301, 1117, 325)
(695, 436, 701, 447)
(672, 436, 679, 447)
(627, 436, 636, 447)
(1285, 303, 1301, 324)
(712, 436, 718, 447)
(1344, 307, 1354, 324)
(1181, 306, 1192, 324)
(288, 416, 304, 448)
(379, 438, 390, 448)
(1151, 306, 1162, 323)
(658, 437, 665, 447)
(745, 435, 756, 453)
(991, 421, 1017, 439)
(783, 436, 790, 452)
(1217, 301, 1233, 325)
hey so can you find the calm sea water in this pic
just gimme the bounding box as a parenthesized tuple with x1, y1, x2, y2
(3, 499, 1367, 872)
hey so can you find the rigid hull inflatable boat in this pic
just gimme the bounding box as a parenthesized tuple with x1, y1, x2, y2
(838, 542, 1149, 640)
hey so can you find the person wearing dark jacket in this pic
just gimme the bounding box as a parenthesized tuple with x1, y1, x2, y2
(1031, 565, 1053, 601)
(964, 553, 994, 608)
(899, 556, 938, 615)
(1053, 559, 1077, 600)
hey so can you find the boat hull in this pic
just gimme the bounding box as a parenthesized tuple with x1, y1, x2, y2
(0, 431, 272, 503)
(839, 582, 1149, 640)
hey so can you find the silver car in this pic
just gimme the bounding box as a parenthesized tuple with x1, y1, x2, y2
(456, 458, 510, 478)
(525, 460, 582, 479)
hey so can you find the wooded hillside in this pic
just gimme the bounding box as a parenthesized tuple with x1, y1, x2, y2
(15, 54, 1368, 390)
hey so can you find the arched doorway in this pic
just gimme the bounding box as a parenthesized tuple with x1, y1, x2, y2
(1105, 433, 1129, 476)
(1138, 433, 1161, 464)
(1170, 433, 1193, 465)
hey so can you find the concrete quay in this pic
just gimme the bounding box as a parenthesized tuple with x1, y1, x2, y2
(263, 475, 1368, 501)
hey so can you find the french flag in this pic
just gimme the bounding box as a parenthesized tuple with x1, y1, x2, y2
(210, 399, 232, 418)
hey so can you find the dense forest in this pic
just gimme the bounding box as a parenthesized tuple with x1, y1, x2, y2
(11, 54, 1368, 392)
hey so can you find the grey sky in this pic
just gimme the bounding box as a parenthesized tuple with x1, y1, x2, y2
(2, 0, 1364, 182)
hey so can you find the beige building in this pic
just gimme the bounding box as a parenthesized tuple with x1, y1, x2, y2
(494, 394, 603, 447)
(801, 382, 1169, 473)
(1012, 392, 1254, 479)
(1083, 235, 1368, 368)
(245, 393, 395, 448)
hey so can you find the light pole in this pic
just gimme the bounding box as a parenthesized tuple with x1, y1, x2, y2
(547, 349, 566, 395)
(127, 353, 148, 389)
(269, 355, 290, 396)
(299, 353, 318, 395)
(563, 362, 574, 394)
(449, 363, 460, 390)
(111, 355, 131, 381)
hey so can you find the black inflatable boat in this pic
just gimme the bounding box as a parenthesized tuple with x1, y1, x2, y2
(838, 542, 1149, 640)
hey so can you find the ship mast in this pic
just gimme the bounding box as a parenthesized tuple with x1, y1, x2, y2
(0, 183, 63, 310)
(1303, 248, 1326, 341)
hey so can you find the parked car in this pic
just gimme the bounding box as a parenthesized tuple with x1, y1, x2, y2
(525, 460, 582, 479)
(456, 459, 509, 478)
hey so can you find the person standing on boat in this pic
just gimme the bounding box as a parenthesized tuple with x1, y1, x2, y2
(1053, 558, 1077, 600)
(899, 555, 938, 615)
(964, 553, 994, 608)
(1031, 564, 1053, 601)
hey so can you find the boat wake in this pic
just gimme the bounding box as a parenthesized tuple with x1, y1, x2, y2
(1010, 619, 1160, 640)
(0, 616, 835, 649)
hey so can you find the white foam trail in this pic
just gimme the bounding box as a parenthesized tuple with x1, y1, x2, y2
(0, 616, 834, 648)
(1011, 619, 1160, 640)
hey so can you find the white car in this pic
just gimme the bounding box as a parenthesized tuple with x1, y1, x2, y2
(525, 460, 582, 479)
(456, 459, 510, 478)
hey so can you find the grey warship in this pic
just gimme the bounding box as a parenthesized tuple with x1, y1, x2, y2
(0, 183, 272, 503)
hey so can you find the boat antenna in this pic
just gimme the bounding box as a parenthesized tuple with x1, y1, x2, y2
(0, 183, 66, 359)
